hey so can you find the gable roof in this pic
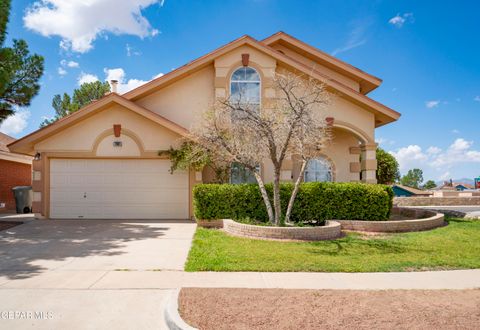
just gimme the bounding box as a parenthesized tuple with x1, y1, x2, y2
(0, 132, 32, 164)
(0, 132, 15, 152)
(124, 33, 400, 127)
(261, 31, 382, 94)
(8, 93, 188, 155)
(393, 184, 432, 196)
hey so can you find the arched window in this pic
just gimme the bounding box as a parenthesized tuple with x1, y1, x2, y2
(304, 157, 333, 182)
(230, 162, 257, 184)
(230, 67, 261, 106)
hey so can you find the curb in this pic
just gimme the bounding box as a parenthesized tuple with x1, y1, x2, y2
(164, 289, 197, 330)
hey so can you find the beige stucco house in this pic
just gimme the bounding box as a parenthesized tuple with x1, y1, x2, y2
(8, 32, 400, 220)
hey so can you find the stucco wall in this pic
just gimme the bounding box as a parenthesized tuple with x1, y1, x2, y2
(136, 66, 215, 130)
(272, 44, 360, 91)
(35, 104, 182, 153)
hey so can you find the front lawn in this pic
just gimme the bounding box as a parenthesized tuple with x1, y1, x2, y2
(185, 218, 480, 272)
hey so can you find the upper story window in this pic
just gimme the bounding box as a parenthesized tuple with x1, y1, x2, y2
(304, 156, 333, 182)
(230, 67, 261, 106)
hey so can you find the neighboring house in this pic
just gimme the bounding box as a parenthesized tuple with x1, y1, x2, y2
(8, 32, 400, 220)
(392, 184, 433, 197)
(437, 181, 475, 191)
(0, 133, 32, 212)
(454, 183, 474, 191)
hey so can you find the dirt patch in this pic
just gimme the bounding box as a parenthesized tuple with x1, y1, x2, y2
(0, 221, 21, 231)
(179, 288, 480, 330)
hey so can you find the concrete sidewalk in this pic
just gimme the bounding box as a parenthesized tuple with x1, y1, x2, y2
(1, 269, 480, 290)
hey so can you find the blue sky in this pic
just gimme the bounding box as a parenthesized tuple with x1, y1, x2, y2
(1, 0, 479, 182)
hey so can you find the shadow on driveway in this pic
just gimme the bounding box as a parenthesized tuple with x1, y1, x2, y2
(0, 219, 194, 280)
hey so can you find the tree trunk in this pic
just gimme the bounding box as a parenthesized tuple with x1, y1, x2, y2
(253, 171, 275, 224)
(272, 167, 282, 226)
(285, 159, 307, 224)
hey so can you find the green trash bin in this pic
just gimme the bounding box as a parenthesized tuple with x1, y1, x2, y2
(12, 186, 33, 214)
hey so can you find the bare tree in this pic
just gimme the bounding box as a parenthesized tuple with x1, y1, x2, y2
(191, 71, 331, 225)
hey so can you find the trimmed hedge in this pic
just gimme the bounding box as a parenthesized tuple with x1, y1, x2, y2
(193, 182, 394, 223)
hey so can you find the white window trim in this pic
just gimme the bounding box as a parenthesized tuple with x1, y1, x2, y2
(304, 157, 333, 183)
(229, 66, 262, 107)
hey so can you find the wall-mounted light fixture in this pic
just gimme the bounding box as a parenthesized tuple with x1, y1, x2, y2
(34, 153, 41, 161)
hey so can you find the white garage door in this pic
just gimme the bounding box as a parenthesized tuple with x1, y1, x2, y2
(50, 159, 189, 219)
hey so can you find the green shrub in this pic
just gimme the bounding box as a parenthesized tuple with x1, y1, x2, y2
(193, 182, 394, 223)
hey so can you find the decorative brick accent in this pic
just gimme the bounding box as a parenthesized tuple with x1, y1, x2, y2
(349, 162, 361, 173)
(0, 159, 32, 211)
(335, 208, 444, 233)
(223, 219, 342, 241)
(394, 197, 480, 206)
(241, 53, 250, 66)
(113, 124, 121, 137)
(349, 147, 361, 155)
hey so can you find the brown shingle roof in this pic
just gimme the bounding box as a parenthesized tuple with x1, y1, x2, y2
(0, 132, 15, 153)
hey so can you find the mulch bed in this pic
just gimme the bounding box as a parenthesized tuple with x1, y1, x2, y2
(179, 288, 480, 330)
(0, 221, 22, 231)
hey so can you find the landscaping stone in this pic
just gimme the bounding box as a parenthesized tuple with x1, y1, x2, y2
(336, 207, 445, 233)
(223, 219, 342, 241)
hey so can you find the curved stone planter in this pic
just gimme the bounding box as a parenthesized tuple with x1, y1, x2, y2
(335, 207, 445, 233)
(223, 219, 342, 241)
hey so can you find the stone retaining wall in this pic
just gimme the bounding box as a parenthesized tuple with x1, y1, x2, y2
(394, 196, 480, 206)
(336, 208, 445, 233)
(223, 219, 342, 241)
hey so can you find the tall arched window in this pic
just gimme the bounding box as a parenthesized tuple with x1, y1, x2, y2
(304, 157, 333, 182)
(229, 67, 261, 183)
(230, 67, 261, 106)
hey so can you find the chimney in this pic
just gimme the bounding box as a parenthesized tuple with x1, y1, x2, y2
(110, 80, 118, 93)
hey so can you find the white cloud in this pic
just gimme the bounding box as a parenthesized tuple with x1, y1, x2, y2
(77, 72, 99, 85)
(332, 20, 370, 56)
(57, 67, 67, 76)
(474, 96, 480, 102)
(427, 146, 441, 155)
(439, 171, 450, 181)
(58, 59, 80, 76)
(24, 0, 164, 53)
(0, 110, 30, 135)
(104, 67, 163, 93)
(388, 13, 414, 28)
(376, 137, 395, 146)
(390, 138, 480, 179)
(126, 43, 142, 57)
(390, 145, 428, 171)
(66, 60, 79, 68)
(425, 100, 440, 109)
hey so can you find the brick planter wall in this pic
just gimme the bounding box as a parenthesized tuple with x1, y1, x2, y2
(223, 219, 342, 241)
(394, 196, 480, 206)
(335, 208, 445, 233)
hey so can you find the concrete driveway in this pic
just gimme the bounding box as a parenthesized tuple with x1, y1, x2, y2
(0, 217, 196, 329)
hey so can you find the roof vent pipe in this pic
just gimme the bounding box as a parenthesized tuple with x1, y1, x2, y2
(110, 80, 118, 93)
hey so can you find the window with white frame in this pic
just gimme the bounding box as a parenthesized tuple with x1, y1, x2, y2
(230, 162, 258, 184)
(230, 67, 261, 107)
(304, 157, 333, 182)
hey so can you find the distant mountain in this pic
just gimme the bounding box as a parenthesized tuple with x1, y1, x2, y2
(435, 178, 475, 186)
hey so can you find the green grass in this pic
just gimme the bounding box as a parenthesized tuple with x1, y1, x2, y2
(185, 218, 480, 272)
